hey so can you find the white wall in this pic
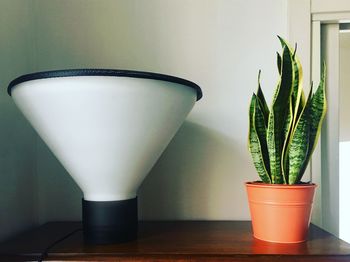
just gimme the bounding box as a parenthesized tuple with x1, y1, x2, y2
(0, 0, 38, 241)
(31, 0, 287, 221)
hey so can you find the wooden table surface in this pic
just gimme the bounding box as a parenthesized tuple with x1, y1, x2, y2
(1, 221, 350, 261)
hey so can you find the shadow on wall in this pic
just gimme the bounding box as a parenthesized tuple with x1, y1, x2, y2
(0, 108, 37, 239)
(138, 121, 252, 220)
(36, 138, 83, 223)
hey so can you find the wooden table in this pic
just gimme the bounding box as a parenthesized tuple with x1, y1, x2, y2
(1, 221, 350, 261)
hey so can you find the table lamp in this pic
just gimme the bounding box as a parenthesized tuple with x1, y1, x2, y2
(8, 69, 202, 244)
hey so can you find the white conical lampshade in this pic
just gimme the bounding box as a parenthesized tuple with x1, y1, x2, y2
(8, 69, 202, 244)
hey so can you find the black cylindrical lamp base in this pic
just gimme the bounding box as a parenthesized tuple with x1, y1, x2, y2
(82, 198, 138, 244)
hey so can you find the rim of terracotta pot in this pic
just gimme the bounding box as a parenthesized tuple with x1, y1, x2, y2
(245, 181, 317, 189)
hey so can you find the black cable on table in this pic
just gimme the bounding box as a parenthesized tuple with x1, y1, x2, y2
(38, 228, 82, 262)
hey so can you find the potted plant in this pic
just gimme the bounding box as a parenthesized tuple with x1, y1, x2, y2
(246, 36, 327, 243)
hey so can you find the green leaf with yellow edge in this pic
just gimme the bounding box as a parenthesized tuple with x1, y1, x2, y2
(256, 70, 270, 126)
(267, 44, 294, 184)
(297, 66, 327, 180)
(288, 86, 313, 184)
(281, 46, 304, 183)
(291, 56, 304, 119)
(248, 94, 271, 183)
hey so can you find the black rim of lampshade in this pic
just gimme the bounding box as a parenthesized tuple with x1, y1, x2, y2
(7, 69, 202, 100)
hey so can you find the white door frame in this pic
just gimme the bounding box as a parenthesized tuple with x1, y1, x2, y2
(288, 0, 350, 236)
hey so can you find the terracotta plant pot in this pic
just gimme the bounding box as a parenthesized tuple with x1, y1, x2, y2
(245, 182, 317, 243)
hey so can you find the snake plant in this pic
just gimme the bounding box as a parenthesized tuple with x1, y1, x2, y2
(248, 37, 327, 184)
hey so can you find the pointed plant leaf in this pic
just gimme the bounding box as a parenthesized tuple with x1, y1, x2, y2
(255, 97, 270, 177)
(310, 66, 327, 154)
(267, 45, 294, 184)
(298, 66, 327, 178)
(281, 42, 303, 184)
(293, 43, 298, 59)
(288, 87, 313, 184)
(297, 89, 306, 119)
(248, 94, 271, 183)
(278, 36, 295, 52)
(278, 35, 287, 48)
(291, 56, 303, 120)
(278, 36, 297, 60)
(256, 70, 270, 126)
(281, 85, 306, 184)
